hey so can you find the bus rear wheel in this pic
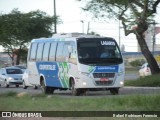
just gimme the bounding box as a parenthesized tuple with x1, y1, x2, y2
(41, 79, 54, 94)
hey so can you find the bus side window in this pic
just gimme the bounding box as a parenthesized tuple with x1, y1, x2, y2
(56, 42, 64, 62)
(29, 43, 38, 61)
(49, 42, 57, 61)
(36, 43, 44, 61)
(42, 42, 50, 61)
(62, 43, 69, 62)
(68, 42, 77, 64)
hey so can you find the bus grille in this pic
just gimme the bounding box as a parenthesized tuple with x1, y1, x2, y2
(93, 73, 115, 78)
(95, 81, 113, 86)
(93, 73, 115, 86)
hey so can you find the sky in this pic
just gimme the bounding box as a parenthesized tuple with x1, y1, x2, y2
(0, 0, 160, 52)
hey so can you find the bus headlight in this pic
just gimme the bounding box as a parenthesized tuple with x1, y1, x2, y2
(79, 72, 90, 76)
(83, 82, 87, 86)
(120, 81, 124, 85)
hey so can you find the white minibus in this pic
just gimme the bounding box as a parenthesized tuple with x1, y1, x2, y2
(27, 33, 124, 95)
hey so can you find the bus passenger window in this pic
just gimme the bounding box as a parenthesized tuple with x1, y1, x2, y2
(29, 43, 38, 61)
(36, 43, 44, 61)
(49, 42, 57, 61)
(42, 42, 50, 61)
(62, 44, 69, 61)
(56, 42, 64, 62)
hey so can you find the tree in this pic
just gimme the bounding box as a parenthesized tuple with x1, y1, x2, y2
(0, 9, 62, 65)
(78, 0, 160, 74)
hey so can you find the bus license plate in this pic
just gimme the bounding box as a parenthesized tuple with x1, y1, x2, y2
(100, 78, 109, 81)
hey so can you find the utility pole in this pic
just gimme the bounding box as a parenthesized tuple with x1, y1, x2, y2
(81, 20, 84, 33)
(119, 19, 121, 47)
(53, 0, 57, 33)
(118, 8, 121, 47)
(87, 22, 90, 34)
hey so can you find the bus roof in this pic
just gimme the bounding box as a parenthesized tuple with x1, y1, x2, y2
(31, 33, 114, 43)
(52, 33, 101, 38)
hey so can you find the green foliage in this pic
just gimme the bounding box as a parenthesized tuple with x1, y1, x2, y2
(0, 9, 62, 65)
(0, 91, 17, 97)
(125, 74, 160, 87)
(0, 93, 160, 111)
(129, 59, 145, 67)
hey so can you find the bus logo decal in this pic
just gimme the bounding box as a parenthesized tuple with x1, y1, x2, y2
(95, 66, 118, 72)
(101, 41, 115, 46)
(39, 65, 56, 70)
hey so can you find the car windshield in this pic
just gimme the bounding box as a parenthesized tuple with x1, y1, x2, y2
(6, 69, 23, 74)
(14, 66, 26, 69)
(77, 38, 123, 66)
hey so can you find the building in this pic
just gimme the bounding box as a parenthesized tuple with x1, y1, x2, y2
(0, 52, 12, 67)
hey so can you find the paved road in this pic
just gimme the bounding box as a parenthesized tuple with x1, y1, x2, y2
(0, 86, 160, 96)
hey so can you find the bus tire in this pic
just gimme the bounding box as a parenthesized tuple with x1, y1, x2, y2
(41, 79, 47, 94)
(41, 79, 53, 94)
(110, 88, 119, 95)
(71, 79, 80, 96)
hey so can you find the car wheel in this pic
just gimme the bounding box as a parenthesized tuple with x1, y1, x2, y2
(33, 85, 38, 89)
(110, 88, 119, 95)
(71, 79, 80, 96)
(23, 81, 28, 89)
(4, 80, 9, 88)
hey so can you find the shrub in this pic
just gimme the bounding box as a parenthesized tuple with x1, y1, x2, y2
(129, 59, 145, 67)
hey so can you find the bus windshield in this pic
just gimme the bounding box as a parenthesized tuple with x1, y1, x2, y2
(77, 38, 123, 65)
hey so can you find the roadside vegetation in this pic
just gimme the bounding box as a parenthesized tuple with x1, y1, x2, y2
(125, 74, 160, 87)
(0, 91, 160, 111)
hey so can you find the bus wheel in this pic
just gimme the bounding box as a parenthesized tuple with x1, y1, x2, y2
(41, 79, 47, 94)
(80, 89, 87, 96)
(71, 79, 80, 96)
(41, 80, 53, 94)
(16, 85, 19, 87)
(110, 88, 119, 95)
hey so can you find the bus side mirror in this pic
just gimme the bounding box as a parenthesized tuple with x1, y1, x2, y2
(68, 46, 73, 53)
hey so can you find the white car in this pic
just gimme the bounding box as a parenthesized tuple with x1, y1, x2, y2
(139, 63, 151, 77)
(0, 66, 23, 87)
(14, 65, 26, 73)
(22, 69, 38, 89)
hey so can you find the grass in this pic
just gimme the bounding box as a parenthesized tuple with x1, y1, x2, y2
(0, 92, 160, 111)
(125, 66, 139, 74)
(125, 74, 160, 87)
(0, 71, 160, 119)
